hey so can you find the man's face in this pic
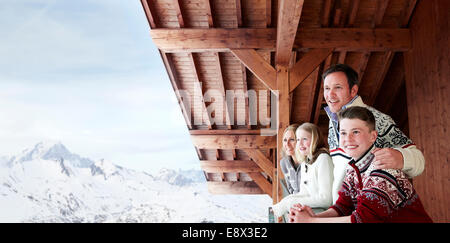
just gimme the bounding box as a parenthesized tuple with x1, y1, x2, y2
(323, 72, 358, 113)
(339, 118, 377, 160)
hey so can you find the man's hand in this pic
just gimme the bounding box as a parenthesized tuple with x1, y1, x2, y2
(372, 148, 404, 170)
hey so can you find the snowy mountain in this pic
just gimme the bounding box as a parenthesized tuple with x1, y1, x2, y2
(0, 141, 272, 222)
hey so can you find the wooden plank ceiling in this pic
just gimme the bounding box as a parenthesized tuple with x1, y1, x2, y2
(140, 0, 417, 199)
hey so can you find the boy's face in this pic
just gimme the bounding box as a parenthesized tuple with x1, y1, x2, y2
(339, 118, 377, 159)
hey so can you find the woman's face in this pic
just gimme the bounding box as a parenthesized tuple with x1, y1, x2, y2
(296, 129, 312, 157)
(283, 130, 296, 156)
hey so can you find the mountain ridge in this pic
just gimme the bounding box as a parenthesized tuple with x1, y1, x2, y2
(0, 141, 271, 222)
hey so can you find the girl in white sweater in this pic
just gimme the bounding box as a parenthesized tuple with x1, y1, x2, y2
(272, 123, 334, 218)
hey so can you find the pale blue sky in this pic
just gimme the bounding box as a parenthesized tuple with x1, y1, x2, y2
(0, 0, 199, 173)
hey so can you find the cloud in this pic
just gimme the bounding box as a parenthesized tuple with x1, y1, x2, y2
(0, 0, 159, 81)
(0, 1, 198, 173)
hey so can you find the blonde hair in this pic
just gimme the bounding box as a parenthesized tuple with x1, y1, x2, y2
(281, 123, 300, 158)
(295, 122, 328, 164)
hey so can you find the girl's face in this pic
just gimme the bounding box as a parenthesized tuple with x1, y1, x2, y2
(296, 129, 312, 157)
(283, 130, 296, 156)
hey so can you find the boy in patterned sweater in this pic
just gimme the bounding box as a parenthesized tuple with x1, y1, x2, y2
(288, 106, 432, 223)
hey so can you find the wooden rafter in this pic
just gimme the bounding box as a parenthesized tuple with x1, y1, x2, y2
(188, 53, 213, 129)
(368, 51, 395, 106)
(159, 51, 192, 129)
(173, 0, 184, 28)
(275, 0, 304, 66)
(140, 0, 157, 29)
(235, 0, 242, 27)
(289, 48, 334, 92)
(248, 172, 272, 196)
(243, 149, 274, 180)
(150, 28, 412, 51)
(230, 49, 277, 92)
(313, 53, 333, 124)
(205, 0, 214, 27)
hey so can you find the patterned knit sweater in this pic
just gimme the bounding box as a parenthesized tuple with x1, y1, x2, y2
(326, 96, 425, 203)
(330, 145, 432, 223)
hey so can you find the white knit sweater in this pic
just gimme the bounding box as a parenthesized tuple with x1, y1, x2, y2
(272, 153, 334, 217)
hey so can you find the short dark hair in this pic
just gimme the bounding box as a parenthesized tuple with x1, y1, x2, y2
(322, 64, 359, 89)
(338, 106, 375, 131)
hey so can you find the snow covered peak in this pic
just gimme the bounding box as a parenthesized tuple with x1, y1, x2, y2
(90, 159, 123, 179)
(155, 168, 205, 186)
(10, 141, 93, 168)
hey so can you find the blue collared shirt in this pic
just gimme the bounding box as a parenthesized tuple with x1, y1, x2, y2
(324, 95, 359, 141)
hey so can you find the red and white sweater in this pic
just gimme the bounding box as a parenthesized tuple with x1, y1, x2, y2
(330, 145, 432, 223)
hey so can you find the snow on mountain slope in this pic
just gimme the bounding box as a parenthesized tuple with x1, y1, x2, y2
(0, 141, 271, 222)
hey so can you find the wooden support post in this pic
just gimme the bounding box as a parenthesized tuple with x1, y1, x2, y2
(275, 66, 290, 204)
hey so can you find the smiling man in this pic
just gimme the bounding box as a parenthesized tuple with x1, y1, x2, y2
(321, 64, 425, 203)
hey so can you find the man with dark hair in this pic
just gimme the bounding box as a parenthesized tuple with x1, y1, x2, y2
(321, 64, 425, 203)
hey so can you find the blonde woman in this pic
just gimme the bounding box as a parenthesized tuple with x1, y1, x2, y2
(280, 124, 301, 194)
(272, 123, 334, 218)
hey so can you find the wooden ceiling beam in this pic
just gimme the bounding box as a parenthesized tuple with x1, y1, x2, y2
(295, 28, 411, 51)
(289, 48, 334, 92)
(200, 160, 261, 173)
(150, 28, 275, 50)
(230, 49, 277, 92)
(189, 129, 263, 135)
(191, 135, 277, 149)
(150, 28, 411, 51)
(207, 181, 264, 194)
(275, 0, 304, 66)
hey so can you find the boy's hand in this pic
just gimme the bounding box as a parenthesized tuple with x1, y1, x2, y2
(289, 204, 315, 223)
(372, 148, 404, 170)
